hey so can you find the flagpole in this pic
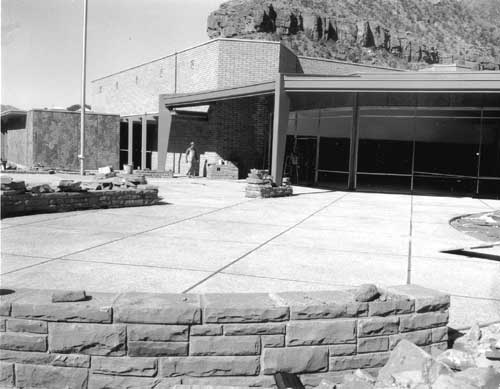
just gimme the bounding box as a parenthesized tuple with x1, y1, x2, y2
(79, 0, 88, 175)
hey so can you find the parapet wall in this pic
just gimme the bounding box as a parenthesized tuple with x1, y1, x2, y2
(0, 285, 450, 389)
(1, 188, 159, 218)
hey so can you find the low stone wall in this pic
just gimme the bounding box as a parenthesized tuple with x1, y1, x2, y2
(0, 189, 159, 218)
(0, 285, 450, 388)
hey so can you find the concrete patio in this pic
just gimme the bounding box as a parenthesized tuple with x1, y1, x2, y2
(1, 173, 499, 329)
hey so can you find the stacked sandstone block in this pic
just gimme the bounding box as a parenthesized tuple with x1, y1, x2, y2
(245, 169, 293, 198)
(206, 163, 239, 180)
(0, 285, 449, 389)
(0, 188, 159, 218)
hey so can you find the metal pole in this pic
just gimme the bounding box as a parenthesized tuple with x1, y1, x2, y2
(79, 0, 88, 175)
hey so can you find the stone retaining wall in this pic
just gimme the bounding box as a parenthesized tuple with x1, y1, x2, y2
(1, 189, 159, 218)
(0, 285, 450, 388)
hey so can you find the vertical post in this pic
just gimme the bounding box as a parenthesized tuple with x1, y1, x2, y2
(141, 115, 147, 170)
(270, 73, 289, 185)
(79, 0, 88, 175)
(347, 92, 360, 190)
(157, 102, 173, 172)
(127, 118, 133, 166)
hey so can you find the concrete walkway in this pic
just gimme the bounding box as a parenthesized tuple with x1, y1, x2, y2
(1, 174, 499, 329)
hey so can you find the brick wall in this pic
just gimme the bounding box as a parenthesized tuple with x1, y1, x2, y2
(217, 40, 283, 89)
(297, 56, 406, 75)
(162, 96, 271, 177)
(0, 285, 450, 388)
(206, 95, 272, 178)
(1, 189, 159, 218)
(91, 39, 288, 116)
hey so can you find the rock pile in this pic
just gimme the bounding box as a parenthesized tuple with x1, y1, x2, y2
(315, 321, 500, 389)
(245, 169, 293, 198)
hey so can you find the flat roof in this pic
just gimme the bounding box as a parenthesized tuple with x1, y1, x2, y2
(160, 72, 500, 108)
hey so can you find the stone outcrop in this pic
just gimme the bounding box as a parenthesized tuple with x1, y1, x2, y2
(207, 0, 500, 69)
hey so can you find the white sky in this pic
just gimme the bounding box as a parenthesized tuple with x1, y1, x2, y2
(1, 0, 226, 109)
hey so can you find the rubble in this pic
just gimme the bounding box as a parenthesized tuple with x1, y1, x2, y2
(57, 180, 82, 192)
(245, 169, 293, 198)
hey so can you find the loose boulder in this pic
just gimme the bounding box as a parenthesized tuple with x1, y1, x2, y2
(454, 367, 500, 389)
(376, 340, 453, 388)
(436, 349, 476, 371)
(354, 284, 380, 302)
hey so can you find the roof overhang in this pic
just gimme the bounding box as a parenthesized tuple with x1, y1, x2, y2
(160, 72, 500, 110)
(161, 81, 275, 109)
(1, 110, 27, 120)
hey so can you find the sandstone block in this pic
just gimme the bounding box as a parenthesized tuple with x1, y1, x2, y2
(190, 335, 260, 356)
(277, 290, 368, 320)
(262, 346, 328, 374)
(0, 362, 14, 388)
(91, 356, 157, 376)
(203, 293, 289, 323)
(399, 311, 449, 332)
(358, 316, 399, 337)
(357, 336, 389, 353)
(299, 372, 349, 387)
(15, 364, 88, 389)
(6, 318, 47, 334)
(87, 374, 179, 389)
(48, 323, 126, 356)
(262, 334, 285, 348)
(376, 339, 453, 387)
(11, 290, 114, 323)
(190, 324, 223, 336)
(430, 342, 448, 356)
(387, 285, 450, 313)
(389, 329, 432, 349)
(114, 293, 201, 324)
(128, 341, 188, 357)
(286, 319, 356, 346)
(329, 352, 389, 371)
(0, 349, 89, 367)
(436, 349, 476, 371)
(181, 375, 275, 387)
(0, 332, 47, 352)
(51, 290, 87, 303)
(454, 367, 500, 389)
(223, 323, 285, 336)
(432, 374, 478, 389)
(432, 326, 449, 343)
(127, 324, 188, 341)
(328, 343, 357, 356)
(160, 356, 260, 377)
(368, 299, 414, 316)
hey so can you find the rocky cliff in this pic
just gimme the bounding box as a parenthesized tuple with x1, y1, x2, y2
(207, 0, 500, 69)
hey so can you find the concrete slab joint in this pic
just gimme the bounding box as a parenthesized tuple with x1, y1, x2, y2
(0, 284, 450, 387)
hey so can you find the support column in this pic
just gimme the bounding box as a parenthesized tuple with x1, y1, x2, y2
(270, 73, 289, 185)
(141, 115, 147, 170)
(157, 106, 172, 172)
(127, 118, 133, 166)
(347, 92, 360, 190)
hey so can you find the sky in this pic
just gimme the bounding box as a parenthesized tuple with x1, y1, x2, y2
(1, 0, 226, 110)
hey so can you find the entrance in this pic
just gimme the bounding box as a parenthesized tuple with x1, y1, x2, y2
(284, 136, 317, 186)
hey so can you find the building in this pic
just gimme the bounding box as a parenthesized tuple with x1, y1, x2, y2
(1, 109, 120, 171)
(91, 37, 500, 198)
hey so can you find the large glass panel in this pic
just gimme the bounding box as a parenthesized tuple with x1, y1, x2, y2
(413, 117, 480, 195)
(357, 116, 414, 175)
(317, 112, 351, 189)
(479, 118, 500, 198)
(296, 110, 319, 136)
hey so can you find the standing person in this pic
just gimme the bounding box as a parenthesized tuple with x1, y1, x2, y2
(185, 141, 198, 178)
